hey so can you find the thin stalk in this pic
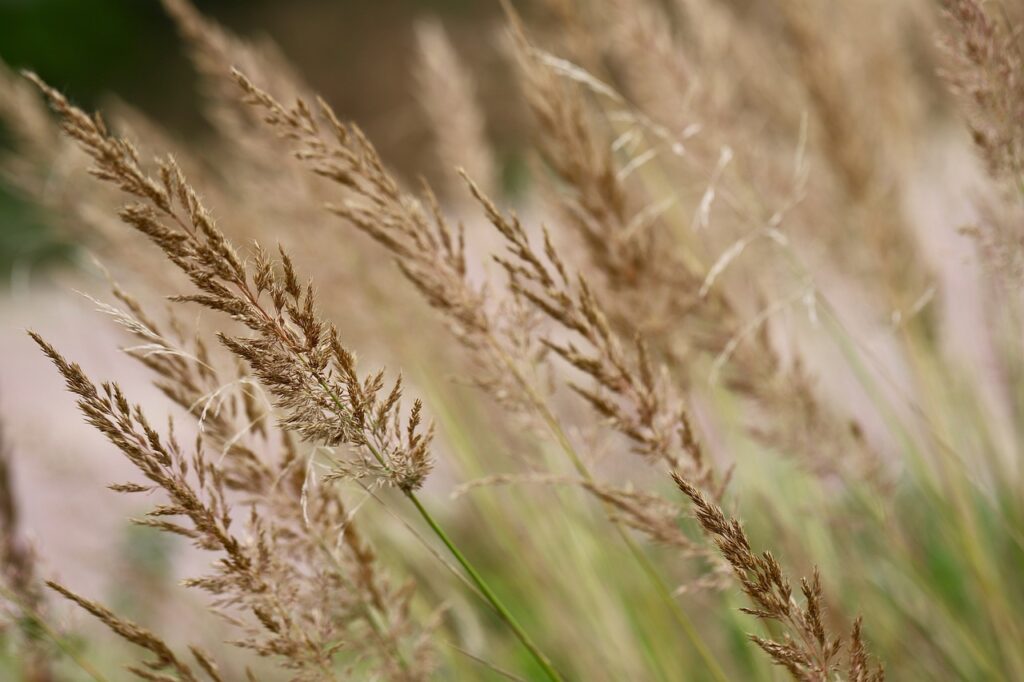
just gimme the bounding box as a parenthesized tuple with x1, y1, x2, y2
(223, 273, 560, 678)
(443, 640, 528, 682)
(405, 490, 564, 682)
(312, 374, 563, 681)
(361, 476, 565, 682)
(356, 480, 484, 600)
(364, 435, 564, 681)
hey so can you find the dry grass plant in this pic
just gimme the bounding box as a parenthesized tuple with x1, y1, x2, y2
(1, 0, 1022, 679)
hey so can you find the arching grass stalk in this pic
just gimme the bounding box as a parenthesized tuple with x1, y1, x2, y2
(315, 376, 564, 682)
(403, 490, 564, 682)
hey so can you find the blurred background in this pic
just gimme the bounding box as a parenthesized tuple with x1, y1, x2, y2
(0, 0, 528, 279)
(3, 0, 1021, 679)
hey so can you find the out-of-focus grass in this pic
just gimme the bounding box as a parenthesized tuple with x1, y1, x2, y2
(0, 186, 74, 284)
(2, 1, 1023, 680)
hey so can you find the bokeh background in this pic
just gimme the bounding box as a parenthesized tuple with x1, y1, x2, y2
(2, 0, 1020, 679)
(0, 0, 531, 278)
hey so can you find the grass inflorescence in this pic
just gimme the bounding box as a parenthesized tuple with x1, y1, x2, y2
(2, 0, 1024, 680)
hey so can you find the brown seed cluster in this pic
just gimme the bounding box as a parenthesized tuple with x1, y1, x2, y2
(28, 74, 433, 493)
(468, 174, 716, 485)
(26, 72, 438, 679)
(674, 473, 884, 682)
(33, 332, 436, 678)
(940, 0, 1024, 188)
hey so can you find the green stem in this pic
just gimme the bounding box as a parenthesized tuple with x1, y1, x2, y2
(311, 372, 562, 680)
(404, 490, 565, 682)
(231, 275, 561, 678)
(497, 349, 729, 682)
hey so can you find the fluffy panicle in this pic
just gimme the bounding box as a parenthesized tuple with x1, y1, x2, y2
(25, 72, 443, 679)
(232, 68, 558, 427)
(467, 173, 717, 485)
(31, 334, 282, 659)
(28, 73, 433, 492)
(507, 14, 692, 317)
(674, 474, 884, 682)
(940, 0, 1024, 188)
(775, 0, 930, 308)
(506, 7, 749, 373)
(46, 581, 220, 682)
(31, 332, 436, 679)
(242, 39, 709, 486)
(939, 0, 1024, 287)
(231, 59, 737, 617)
(161, 0, 311, 163)
(29, 67, 576, 682)
(505, 18, 880, 482)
